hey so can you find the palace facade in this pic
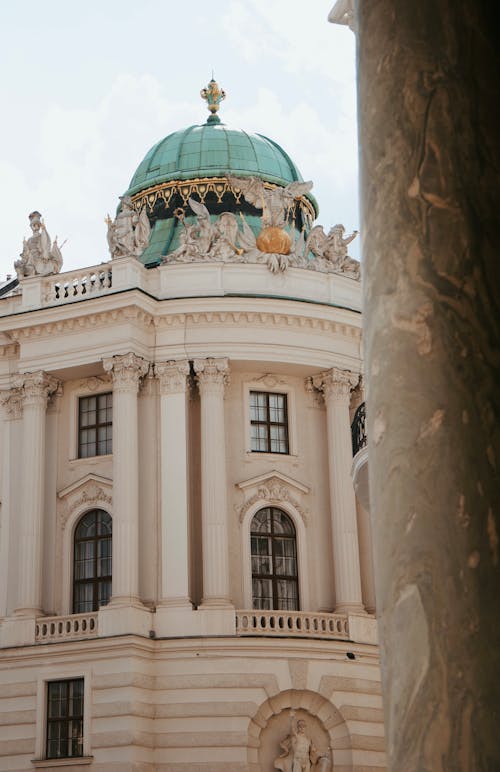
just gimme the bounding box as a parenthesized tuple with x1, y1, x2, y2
(0, 83, 384, 771)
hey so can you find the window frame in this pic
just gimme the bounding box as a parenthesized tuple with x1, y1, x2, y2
(45, 678, 84, 761)
(77, 391, 113, 459)
(243, 380, 297, 458)
(250, 506, 299, 611)
(72, 509, 112, 614)
(249, 390, 289, 455)
(34, 670, 92, 764)
(241, 499, 309, 611)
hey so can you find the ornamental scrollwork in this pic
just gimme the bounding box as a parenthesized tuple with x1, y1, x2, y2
(237, 478, 309, 525)
(193, 357, 230, 391)
(58, 483, 112, 528)
(155, 360, 190, 395)
(311, 368, 359, 403)
(102, 353, 150, 392)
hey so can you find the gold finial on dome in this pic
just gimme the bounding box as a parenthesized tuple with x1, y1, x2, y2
(200, 77, 226, 122)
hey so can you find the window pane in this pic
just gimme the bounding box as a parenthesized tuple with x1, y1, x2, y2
(73, 510, 112, 613)
(78, 392, 112, 458)
(47, 679, 84, 760)
(251, 508, 298, 611)
(252, 578, 273, 609)
(251, 509, 272, 533)
(249, 391, 288, 455)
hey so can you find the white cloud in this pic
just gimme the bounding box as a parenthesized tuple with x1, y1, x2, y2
(0, 4, 360, 277)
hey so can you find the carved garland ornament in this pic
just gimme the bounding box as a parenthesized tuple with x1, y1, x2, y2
(58, 483, 112, 528)
(237, 479, 309, 525)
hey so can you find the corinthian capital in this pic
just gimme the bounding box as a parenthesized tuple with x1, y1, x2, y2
(102, 353, 150, 392)
(193, 357, 229, 392)
(155, 360, 190, 395)
(13, 371, 61, 407)
(312, 367, 359, 404)
(0, 386, 24, 419)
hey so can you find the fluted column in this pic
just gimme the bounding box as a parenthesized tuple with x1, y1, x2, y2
(314, 367, 365, 613)
(155, 360, 191, 608)
(14, 372, 60, 616)
(103, 353, 149, 605)
(194, 357, 231, 607)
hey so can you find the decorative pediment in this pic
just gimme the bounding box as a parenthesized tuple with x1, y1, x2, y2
(57, 473, 112, 527)
(236, 470, 310, 525)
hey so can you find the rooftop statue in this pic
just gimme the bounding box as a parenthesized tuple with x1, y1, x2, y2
(304, 223, 360, 279)
(163, 195, 360, 278)
(274, 712, 331, 772)
(14, 211, 64, 279)
(106, 195, 151, 259)
(227, 175, 313, 231)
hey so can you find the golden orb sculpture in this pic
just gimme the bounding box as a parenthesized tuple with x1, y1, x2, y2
(256, 226, 291, 255)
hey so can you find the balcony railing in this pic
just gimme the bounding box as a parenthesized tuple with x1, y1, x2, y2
(35, 612, 98, 643)
(44, 267, 112, 304)
(351, 401, 367, 456)
(235, 610, 349, 640)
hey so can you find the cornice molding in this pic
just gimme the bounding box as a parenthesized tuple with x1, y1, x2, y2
(8, 306, 154, 341)
(4, 301, 360, 343)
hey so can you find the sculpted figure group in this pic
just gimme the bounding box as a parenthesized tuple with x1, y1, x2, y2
(15, 211, 64, 279)
(274, 712, 331, 772)
(165, 176, 360, 279)
(106, 195, 151, 259)
(13, 179, 358, 282)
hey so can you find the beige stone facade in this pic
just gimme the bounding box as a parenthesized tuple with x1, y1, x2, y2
(0, 250, 382, 769)
(0, 104, 384, 769)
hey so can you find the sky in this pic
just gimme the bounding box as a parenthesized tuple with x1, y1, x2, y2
(0, 1, 358, 280)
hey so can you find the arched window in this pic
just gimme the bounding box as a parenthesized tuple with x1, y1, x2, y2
(251, 507, 299, 610)
(73, 509, 112, 613)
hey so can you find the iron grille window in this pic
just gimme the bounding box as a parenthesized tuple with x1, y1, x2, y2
(250, 391, 289, 454)
(78, 392, 112, 458)
(73, 509, 112, 613)
(251, 507, 299, 610)
(46, 679, 84, 760)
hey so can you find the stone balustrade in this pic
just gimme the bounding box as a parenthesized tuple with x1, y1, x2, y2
(235, 609, 350, 640)
(35, 612, 98, 643)
(43, 266, 112, 303)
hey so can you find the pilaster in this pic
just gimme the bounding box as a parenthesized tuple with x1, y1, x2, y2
(193, 357, 232, 609)
(154, 360, 193, 635)
(13, 372, 60, 618)
(313, 367, 365, 614)
(102, 353, 149, 611)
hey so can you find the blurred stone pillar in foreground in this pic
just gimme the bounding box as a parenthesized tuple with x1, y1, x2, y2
(355, 0, 500, 768)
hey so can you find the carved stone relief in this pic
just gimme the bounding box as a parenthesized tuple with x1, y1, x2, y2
(57, 476, 112, 529)
(237, 474, 309, 525)
(162, 185, 360, 279)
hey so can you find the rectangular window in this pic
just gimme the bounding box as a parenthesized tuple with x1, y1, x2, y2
(78, 392, 112, 458)
(250, 391, 289, 454)
(46, 679, 84, 760)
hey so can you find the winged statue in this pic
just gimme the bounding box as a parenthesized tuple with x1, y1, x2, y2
(227, 175, 313, 229)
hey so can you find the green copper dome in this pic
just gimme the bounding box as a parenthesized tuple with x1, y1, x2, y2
(125, 121, 305, 198)
(122, 81, 318, 266)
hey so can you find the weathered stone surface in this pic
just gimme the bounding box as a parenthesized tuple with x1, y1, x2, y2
(356, 0, 500, 769)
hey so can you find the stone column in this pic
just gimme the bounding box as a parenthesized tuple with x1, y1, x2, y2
(314, 367, 364, 613)
(14, 372, 60, 616)
(155, 360, 191, 609)
(103, 353, 149, 606)
(356, 1, 500, 768)
(193, 357, 231, 607)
